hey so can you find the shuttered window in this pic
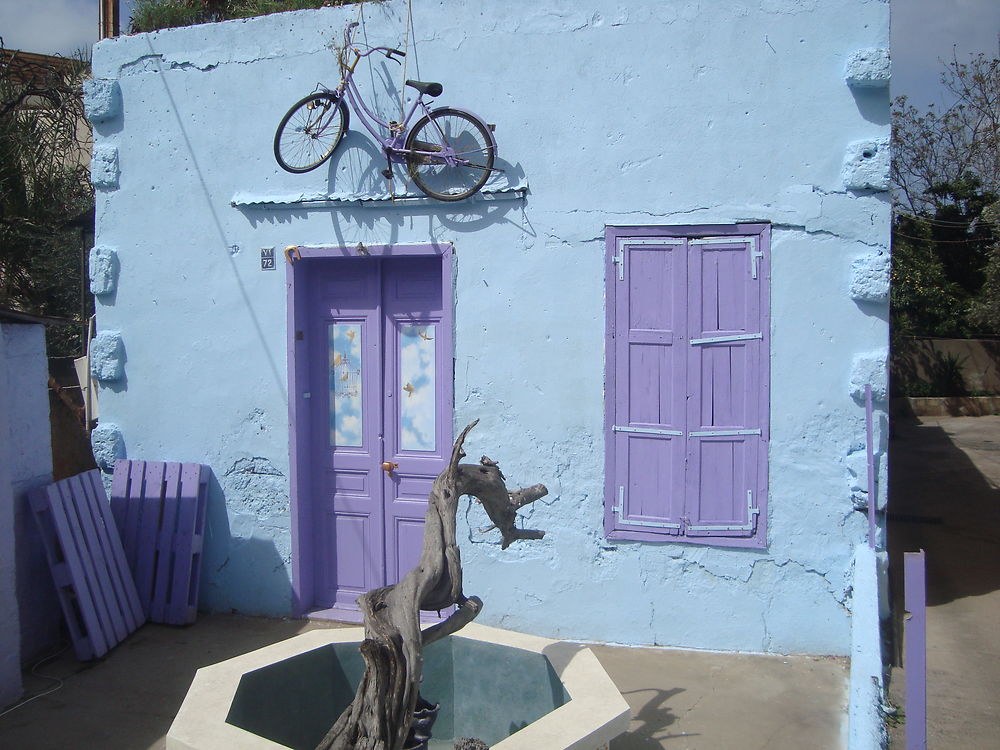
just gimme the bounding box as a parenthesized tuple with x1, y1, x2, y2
(604, 224, 770, 547)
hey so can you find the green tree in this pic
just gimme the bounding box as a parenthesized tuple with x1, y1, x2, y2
(891, 53, 1000, 338)
(0, 46, 94, 356)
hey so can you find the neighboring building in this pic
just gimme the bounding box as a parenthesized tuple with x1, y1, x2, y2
(0, 309, 61, 708)
(86, 0, 890, 657)
(0, 48, 92, 168)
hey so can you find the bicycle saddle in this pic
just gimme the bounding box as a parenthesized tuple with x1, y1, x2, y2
(405, 79, 443, 97)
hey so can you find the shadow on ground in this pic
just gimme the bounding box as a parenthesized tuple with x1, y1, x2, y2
(0, 616, 344, 750)
(888, 415, 1000, 611)
(886, 415, 1000, 749)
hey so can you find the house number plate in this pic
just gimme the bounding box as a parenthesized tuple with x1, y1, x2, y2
(260, 247, 276, 270)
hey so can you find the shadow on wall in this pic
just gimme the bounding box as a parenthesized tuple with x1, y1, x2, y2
(200, 471, 293, 616)
(888, 417, 1000, 618)
(890, 337, 1000, 397)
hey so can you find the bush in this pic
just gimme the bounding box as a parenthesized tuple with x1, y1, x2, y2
(129, 0, 360, 33)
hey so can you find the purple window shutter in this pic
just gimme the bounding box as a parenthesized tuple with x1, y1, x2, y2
(608, 237, 688, 536)
(605, 226, 769, 546)
(684, 238, 764, 538)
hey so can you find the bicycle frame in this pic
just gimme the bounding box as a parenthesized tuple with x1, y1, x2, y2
(330, 23, 490, 168)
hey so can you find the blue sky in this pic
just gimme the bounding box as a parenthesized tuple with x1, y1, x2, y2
(1, 1, 998, 106)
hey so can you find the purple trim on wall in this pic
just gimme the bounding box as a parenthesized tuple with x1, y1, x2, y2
(904, 550, 927, 750)
(286, 243, 452, 618)
(865, 384, 877, 550)
(603, 224, 770, 549)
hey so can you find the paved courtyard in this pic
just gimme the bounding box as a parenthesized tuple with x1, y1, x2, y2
(0, 613, 847, 749)
(887, 415, 1000, 748)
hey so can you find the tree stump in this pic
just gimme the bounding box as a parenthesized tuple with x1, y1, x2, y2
(315, 420, 548, 750)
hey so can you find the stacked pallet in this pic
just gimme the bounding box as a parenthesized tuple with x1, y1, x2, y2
(29, 460, 210, 660)
(109, 460, 209, 626)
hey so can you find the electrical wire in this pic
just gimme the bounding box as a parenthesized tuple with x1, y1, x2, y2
(895, 213, 1000, 227)
(0, 642, 70, 720)
(892, 231, 998, 244)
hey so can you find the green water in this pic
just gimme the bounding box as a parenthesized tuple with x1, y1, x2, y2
(225, 636, 568, 749)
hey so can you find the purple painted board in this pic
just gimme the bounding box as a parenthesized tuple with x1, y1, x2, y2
(605, 225, 770, 547)
(66, 473, 128, 642)
(611, 239, 686, 534)
(685, 239, 761, 538)
(28, 470, 145, 660)
(88, 470, 145, 629)
(53, 479, 119, 647)
(865, 384, 878, 550)
(165, 463, 208, 625)
(110, 459, 210, 625)
(303, 253, 451, 616)
(904, 550, 928, 750)
(150, 463, 182, 622)
(133, 461, 165, 612)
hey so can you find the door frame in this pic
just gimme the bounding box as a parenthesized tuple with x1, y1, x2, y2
(286, 242, 454, 617)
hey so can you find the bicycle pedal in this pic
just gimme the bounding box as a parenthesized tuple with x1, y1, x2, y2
(381, 168, 394, 179)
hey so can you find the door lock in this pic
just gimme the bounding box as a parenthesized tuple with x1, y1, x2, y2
(381, 461, 399, 474)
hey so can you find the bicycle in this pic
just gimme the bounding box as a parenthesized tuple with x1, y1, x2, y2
(273, 22, 498, 202)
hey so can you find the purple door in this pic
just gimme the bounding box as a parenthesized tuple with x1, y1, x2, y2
(306, 256, 452, 615)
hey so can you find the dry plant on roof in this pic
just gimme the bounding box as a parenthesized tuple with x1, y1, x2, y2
(315, 420, 549, 750)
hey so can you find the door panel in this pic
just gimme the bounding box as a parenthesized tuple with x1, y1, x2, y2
(308, 255, 450, 613)
(382, 257, 450, 600)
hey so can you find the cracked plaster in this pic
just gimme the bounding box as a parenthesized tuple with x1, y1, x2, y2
(851, 251, 890, 301)
(850, 350, 889, 403)
(83, 78, 122, 121)
(89, 245, 119, 296)
(89, 330, 125, 381)
(91, 422, 125, 471)
(844, 48, 890, 88)
(842, 137, 891, 191)
(90, 144, 120, 189)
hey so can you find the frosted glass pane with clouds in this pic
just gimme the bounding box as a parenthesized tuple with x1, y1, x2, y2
(329, 323, 363, 447)
(400, 325, 436, 452)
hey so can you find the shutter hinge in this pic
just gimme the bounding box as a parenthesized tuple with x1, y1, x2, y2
(689, 332, 763, 346)
(686, 490, 760, 533)
(613, 486, 682, 530)
(750, 238, 764, 279)
(612, 248, 625, 280)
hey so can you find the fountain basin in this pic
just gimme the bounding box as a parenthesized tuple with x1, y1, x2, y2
(166, 623, 630, 750)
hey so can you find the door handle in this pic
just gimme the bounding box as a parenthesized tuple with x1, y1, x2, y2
(381, 461, 399, 474)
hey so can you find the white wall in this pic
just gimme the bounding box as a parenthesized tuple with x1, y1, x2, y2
(0, 322, 56, 707)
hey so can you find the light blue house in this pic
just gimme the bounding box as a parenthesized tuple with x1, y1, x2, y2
(86, 0, 890, 679)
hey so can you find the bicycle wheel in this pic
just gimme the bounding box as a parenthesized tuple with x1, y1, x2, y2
(404, 108, 495, 201)
(273, 92, 349, 173)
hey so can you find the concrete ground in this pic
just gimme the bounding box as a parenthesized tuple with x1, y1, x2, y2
(887, 415, 1000, 749)
(0, 613, 847, 750)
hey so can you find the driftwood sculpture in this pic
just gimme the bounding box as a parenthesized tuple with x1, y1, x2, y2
(316, 420, 549, 750)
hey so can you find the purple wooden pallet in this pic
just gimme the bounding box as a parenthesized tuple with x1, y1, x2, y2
(28, 470, 146, 661)
(110, 459, 209, 625)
